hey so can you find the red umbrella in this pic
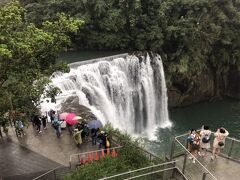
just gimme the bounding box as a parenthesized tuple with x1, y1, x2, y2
(65, 113, 77, 125)
(59, 112, 69, 120)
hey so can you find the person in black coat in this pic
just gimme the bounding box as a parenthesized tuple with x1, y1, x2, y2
(34, 114, 41, 133)
(41, 115, 47, 130)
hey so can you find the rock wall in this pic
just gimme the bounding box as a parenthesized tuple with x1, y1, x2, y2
(225, 65, 240, 99)
(168, 72, 214, 107)
(168, 67, 240, 107)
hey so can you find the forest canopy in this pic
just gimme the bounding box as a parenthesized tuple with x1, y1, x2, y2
(21, 0, 240, 90)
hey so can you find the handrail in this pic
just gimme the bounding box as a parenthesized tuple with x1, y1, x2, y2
(33, 165, 64, 180)
(125, 167, 177, 180)
(175, 130, 240, 144)
(174, 137, 218, 180)
(175, 130, 240, 162)
(100, 160, 177, 180)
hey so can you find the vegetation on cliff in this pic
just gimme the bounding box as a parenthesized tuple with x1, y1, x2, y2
(21, 0, 240, 100)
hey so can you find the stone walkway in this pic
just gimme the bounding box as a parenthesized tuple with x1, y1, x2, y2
(0, 138, 59, 179)
(175, 152, 240, 180)
(0, 122, 99, 179)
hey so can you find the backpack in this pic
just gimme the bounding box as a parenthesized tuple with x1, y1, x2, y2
(218, 141, 224, 147)
(187, 135, 194, 143)
(202, 134, 210, 143)
(53, 121, 59, 129)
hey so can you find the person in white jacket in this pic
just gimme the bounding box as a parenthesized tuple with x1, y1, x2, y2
(200, 125, 211, 157)
(211, 127, 229, 160)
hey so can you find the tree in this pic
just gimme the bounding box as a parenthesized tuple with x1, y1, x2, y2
(0, 1, 83, 126)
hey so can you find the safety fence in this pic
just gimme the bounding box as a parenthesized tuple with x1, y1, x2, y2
(69, 146, 122, 169)
(169, 131, 240, 180)
(172, 131, 240, 163)
(100, 160, 188, 180)
(33, 165, 70, 180)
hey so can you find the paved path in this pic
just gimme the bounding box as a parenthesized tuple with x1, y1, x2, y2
(0, 122, 99, 179)
(175, 152, 240, 180)
(0, 138, 59, 179)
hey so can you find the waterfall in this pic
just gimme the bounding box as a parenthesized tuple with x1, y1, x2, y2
(41, 53, 172, 138)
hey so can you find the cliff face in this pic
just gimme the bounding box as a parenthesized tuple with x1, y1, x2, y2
(167, 66, 240, 107)
(225, 65, 240, 99)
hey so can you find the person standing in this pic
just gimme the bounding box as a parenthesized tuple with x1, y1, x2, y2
(53, 118, 61, 138)
(187, 129, 196, 152)
(73, 128, 83, 147)
(91, 128, 98, 145)
(41, 115, 47, 130)
(49, 110, 56, 124)
(211, 127, 229, 160)
(98, 131, 106, 149)
(34, 114, 42, 133)
(200, 125, 211, 157)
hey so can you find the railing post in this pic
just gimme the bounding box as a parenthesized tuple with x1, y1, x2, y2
(150, 154, 152, 162)
(228, 139, 234, 158)
(170, 139, 175, 160)
(151, 166, 153, 180)
(182, 153, 187, 174)
(202, 172, 207, 180)
(54, 169, 57, 180)
(171, 161, 176, 178)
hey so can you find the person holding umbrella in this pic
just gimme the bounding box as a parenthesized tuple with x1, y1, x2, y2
(88, 119, 103, 146)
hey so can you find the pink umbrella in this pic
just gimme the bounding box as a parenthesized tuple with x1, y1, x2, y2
(59, 112, 69, 120)
(65, 113, 77, 125)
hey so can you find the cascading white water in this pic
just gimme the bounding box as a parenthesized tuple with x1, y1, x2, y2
(41, 53, 171, 138)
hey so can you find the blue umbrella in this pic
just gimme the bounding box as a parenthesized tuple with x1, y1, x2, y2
(88, 119, 103, 129)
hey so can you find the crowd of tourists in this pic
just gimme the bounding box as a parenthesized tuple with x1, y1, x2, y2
(4, 109, 112, 151)
(187, 125, 229, 163)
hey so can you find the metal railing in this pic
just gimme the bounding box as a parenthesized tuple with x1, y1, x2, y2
(100, 160, 188, 180)
(170, 131, 240, 180)
(172, 131, 240, 163)
(33, 165, 69, 180)
(170, 132, 218, 180)
(69, 146, 123, 168)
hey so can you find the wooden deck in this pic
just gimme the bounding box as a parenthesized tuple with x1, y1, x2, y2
(175, 152, 240, 180)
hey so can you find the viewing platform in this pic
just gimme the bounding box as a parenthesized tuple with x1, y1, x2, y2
(169, 132, 240, 180)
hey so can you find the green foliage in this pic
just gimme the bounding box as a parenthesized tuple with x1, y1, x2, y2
(22, 0, 240, 96)
(0, 1, 83, 125)
(65, 126, 151, 180)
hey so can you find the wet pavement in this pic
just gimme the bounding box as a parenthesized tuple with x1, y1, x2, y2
(0, 138, 59, 179)
(0, 122, 99, 179)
